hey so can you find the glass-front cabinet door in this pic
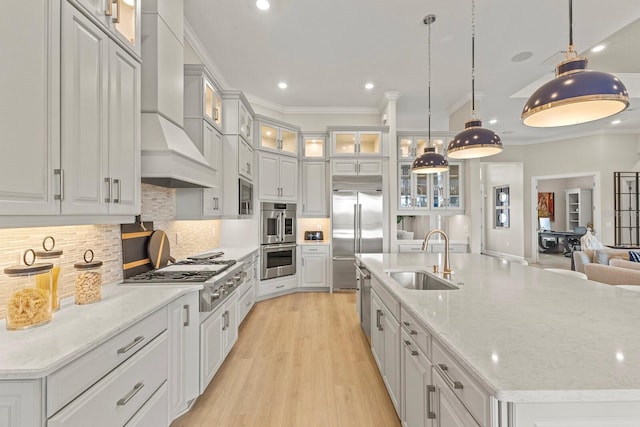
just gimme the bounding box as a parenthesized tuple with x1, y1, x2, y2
(280, 128, 298, 154)
(398, 137, 427, 159)
(359, 132, 381, 155)
(398, 163, 429, 211)
(333, 132, 357, 155)
(332, 131, 382, 156)
(259, 123, 298, 156)
(203, 79, 222, 129)
(260, 124, 279, 151)
(430, 162, 464, 210)
(114, 0, 138, 51)
(302, 135, 326, 159)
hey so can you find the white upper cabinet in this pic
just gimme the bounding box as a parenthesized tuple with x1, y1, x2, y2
(256, 116, 299, 157)
(398, 136, 428, 160)
(398, 162, 430, 211)
(302, 134, 327, 160)
(0, 1, 60, 216)
(69, 0, 141, 58)
(61, 2, 140, 216)
(431, 163, 463, 210)
(301, 162, 328, 217)
(184, 65, 222, 131)
(258, 152, 298, 202)
(222, 91, 253, 145)
(0, 1, 140, 223)
(331, 130, 383, 157)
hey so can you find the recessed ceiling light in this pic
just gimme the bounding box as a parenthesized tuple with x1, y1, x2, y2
(591, 44, 606, 53)
(278, 82, 287, 89)
(365, 82, 374, 90)
(256, 0, 270, 10)
(488, 119, 498, 125)
(611, 119, 622, 125)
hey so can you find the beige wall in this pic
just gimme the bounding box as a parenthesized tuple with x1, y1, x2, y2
(478, 133, 640, 260)
(482, 163, 525, 259)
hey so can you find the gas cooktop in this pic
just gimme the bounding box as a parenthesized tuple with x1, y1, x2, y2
(124, 259, 237, 283)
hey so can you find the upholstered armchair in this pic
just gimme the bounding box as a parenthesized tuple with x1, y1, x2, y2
(584, 263, 640, 286)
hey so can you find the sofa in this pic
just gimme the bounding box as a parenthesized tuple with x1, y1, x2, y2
(572, 248, 630, 273)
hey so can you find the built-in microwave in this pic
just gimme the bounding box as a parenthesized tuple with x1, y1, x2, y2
(239, 177, 253, 216)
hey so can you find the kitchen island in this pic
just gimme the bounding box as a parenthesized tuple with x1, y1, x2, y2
(358, 252, 640, 426)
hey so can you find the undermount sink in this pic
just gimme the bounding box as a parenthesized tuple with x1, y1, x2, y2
(386, 271, 459, 290)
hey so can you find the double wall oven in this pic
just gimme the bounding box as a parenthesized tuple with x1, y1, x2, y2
(260, 202, 296, 280)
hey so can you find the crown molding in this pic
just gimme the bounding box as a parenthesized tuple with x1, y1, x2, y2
(183, 19, 231, 90)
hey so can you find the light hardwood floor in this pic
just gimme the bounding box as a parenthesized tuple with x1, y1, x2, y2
(172, 292, 400, 427)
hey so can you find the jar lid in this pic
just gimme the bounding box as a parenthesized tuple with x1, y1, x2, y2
(4, 249, 53, 275)
(74, 249, 103, 270)
(35, 236, 63, 258)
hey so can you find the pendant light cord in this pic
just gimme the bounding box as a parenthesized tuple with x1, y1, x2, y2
(567, 0, 576, 57)
(427, 17, 432, 147)
(471, 0, 476, 117)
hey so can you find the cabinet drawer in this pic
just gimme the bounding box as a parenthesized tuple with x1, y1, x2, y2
(432, 340, 490, 427)
(48, 332, 168, 427)
(301, 245, 329, 254)
(124, 381, 168, 427)
(371, 276, 400, 320)
(47, 307, 168, 416)
(400, 306, 431, 358)
(258, 276, 297, 297)
(398, 244, 423, 253)
(238, 285, 255, 324)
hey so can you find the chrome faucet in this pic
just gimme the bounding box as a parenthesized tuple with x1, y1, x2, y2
(422, 229, 452, 277)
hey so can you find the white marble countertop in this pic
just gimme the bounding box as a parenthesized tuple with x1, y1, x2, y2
(357, 252, 640, 403)
(297, 241, 330, 245)
(0, 285, 196, 379)
(190, 246, 259, 262)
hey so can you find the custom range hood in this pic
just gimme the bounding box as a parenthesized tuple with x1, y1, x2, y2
(140, 0, 215, 188)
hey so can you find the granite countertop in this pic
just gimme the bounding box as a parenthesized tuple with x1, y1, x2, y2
(357, 252, 640, 403)
(0, 285, 197, 379)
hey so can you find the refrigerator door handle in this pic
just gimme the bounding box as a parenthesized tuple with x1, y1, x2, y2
(353, 204, 358, 253)
(358, 204, 362, 253)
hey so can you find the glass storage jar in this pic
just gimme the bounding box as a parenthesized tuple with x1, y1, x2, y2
(35, 236, 63, 311)
(4, 249, 53, 330)
(74, 250, 103, 305)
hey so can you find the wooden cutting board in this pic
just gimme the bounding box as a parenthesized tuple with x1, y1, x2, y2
(148, 229, 174, 269)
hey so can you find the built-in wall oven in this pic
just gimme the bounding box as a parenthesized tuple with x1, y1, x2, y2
(260, 202, 297, 280)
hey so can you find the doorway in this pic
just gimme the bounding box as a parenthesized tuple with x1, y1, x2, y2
(530, 172, 601, 266)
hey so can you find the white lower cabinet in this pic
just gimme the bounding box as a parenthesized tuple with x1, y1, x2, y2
(0, 381, 43, 427)
(200, 291, 238, 394)
(401, 329, 432, 427)
(48, 332, 168, 427)
(300, 245, 329, 288)
(168, 292, 200, 420)
(432, 368, 480, 427)
(124, 382, 168, 427)
(371, 284, 400, 416)
(258, 275, 298, 299)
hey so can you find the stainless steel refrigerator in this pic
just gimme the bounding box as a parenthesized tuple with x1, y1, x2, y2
(332, 176, 383, 290)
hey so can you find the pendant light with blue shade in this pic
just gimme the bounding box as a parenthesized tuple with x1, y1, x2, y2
(521, 0, 629, 127)
(447, 0, 503, 160)
(412, 14, 449, 174)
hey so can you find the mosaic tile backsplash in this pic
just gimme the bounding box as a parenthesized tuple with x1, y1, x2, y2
(0, 184, 221, 320)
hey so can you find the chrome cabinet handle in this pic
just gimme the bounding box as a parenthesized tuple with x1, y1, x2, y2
(214, 108, 219, 121)
(183, 304, 190, 327)
(403, 340, 418, 356)
(276, 284, 285, 289)
(105, 177, 112, 203)
(117, 382, 144, 406)
(437, 363, 464, 389)
(113, 178, 120, 203)
(402, 321, 418, 335)
(222, 311, 228, 331)
(54, 169, 64, 201)
(427, 385, 436, 419)
(112, 0, 122, 23)
(117, 336, 144, 354)
(375, 309, 381, 330)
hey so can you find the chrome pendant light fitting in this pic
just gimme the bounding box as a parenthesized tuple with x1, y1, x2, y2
(447, 0, 502, 160)
(412, 14, 449, 174)
(521, 0, 629, 127)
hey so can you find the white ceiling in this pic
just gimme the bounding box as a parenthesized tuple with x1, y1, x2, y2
(184, 0, 640, 144)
